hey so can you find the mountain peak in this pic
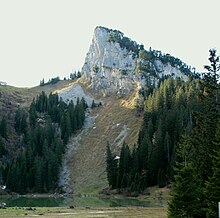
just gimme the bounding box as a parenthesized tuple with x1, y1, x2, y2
(82, 27, 190, 96)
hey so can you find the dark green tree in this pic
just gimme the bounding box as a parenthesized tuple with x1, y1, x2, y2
(117, 143, 131, 189)
(29, 101, 37, 127)
(0, 116, 7, 139)
(168, 165, 203, 218)
(205, 151, 220, 218)
(168, 49, 220, 217)
(0, 137, 7, 157)
(34, 156, 45, 193)
(203, 48, 220, 104)
(205, 122, 220, 218)
(91, 100, 96, 108)
(106, 143, 118, 189)
(14, 108, 27, 134)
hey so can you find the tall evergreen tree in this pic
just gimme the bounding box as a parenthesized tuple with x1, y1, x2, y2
(205, 122, 220, 218)
(14, 108, 27, 134)
(0, 116, 7, 139)
(205, 150, 220, 218)
(168, 165, 203, 218)
(0, 137, 7, 158)
(117, 143, 131, 189)
(29, 101, 37, 127)
(168, 49, 220, 217)
(106, 143, 118, 189)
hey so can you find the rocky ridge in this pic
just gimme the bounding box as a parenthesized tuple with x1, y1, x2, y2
(82, 26, 189, 96)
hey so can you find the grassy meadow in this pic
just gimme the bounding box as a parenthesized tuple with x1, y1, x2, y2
(0, 206, 167, 217)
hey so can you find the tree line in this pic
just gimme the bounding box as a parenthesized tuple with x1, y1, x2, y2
(106, 76, 201, 192)
(40, 71, 82, 86)
(168, 49, 220, 217)
(107, 49, 220, 217)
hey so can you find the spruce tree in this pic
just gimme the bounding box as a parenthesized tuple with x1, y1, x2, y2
(205, 150, 220, 218)
(0, 137, 6, 157)
(91, 100, 96, 108)
(29, 101, 37, 127)
(168, 165, 202, 218)
(106, 144, 118, 189)
(15, 108, 27, 134)
(168, 49, 220, 217)
(0, 116, 7, 139)
(205, 122, 220, 218)
(117, 143, 131, 189)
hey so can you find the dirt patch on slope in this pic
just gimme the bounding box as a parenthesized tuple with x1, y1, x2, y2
(59, 112, 99, 193)
(52, 80, 142, 194)
(68, 91, 143, 194)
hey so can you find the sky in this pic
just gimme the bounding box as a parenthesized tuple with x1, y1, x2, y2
(0, 0, 220, 87)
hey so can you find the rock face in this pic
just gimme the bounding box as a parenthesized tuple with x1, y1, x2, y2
(82, 26, 190, 95)
(154, 59, 188, 80)
(82, 27, 137, 95)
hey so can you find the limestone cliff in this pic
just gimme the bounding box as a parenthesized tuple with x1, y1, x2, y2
(82, 26, 190, 96)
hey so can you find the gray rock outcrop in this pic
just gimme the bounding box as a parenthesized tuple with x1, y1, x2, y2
(82, 26, 190, 96)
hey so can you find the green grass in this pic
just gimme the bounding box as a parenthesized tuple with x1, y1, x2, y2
(69, 92, 143, 194)
(0, 207, 167, 217)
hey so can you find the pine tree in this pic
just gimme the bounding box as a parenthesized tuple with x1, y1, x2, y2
(34, 156, 45, 193)
(168, 165, 203, 218)
(6, 162, 17, 191)
(16, 151, 27, 194)
(202, 49, 220, 108)
(0, 116, 7, 139)
(205, 122, 220, 218)
(168, 49, 220, 217)
(91, 100, 96, 108)
(117, 143, 131, 189)
(190, 49, 220, 183)
(0, 137, 7, 157)
(205, 150, 220, 218)
(106, 144, 118, 189)
(15, 108, 27, 134)
(29, 101, 37, 127)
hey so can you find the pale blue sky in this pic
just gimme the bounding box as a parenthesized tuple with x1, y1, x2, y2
(0, 0, 219, 87)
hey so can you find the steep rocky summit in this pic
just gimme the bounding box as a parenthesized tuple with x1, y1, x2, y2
(82, 27, 137, 95)
(82, 26, 189, 96)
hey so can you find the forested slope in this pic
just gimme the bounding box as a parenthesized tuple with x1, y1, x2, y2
(1, 91, 87, 193)
(106, 49, 220, 217)
(106, 76, 201, 191)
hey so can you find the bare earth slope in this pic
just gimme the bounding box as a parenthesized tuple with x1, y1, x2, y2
(0, 79, 142, 195)
(58, 81, 143, 194)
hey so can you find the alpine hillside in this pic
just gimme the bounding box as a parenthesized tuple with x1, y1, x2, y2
(0, 26, 198, 196)
(62, 26, 195, 194)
